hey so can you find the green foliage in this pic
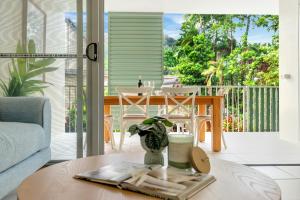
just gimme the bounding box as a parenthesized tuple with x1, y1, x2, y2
(164, 14, 279, 87)
(255, 15, 279, 32)
(0, 40, 57, 96)
(66, 88, 88, 132)
(202, 59, 224, 86)
(128, 116, 173, 150)
(163, 47, 178, 75)
(223, 44, 279, 86)
(175, 34, 214, 85)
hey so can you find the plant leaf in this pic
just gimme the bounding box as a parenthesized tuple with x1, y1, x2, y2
(145, 134, 161, 150)
(16, 41, 27, 75)
(28, 39, 36, 54)
(16, 41, 24, 54)
(29, 58, 55, 69)
(162, 119, 173, 127)
(128, 124, 139, 136)
(153, 122, 166, 135)
(3, 76, 22, 96)
(0, 80, 9, 96)
(153, 116, 166, 120)
(0, 40, 58, 96)
(142, 118, 156, 125)
(24, 67, 57, 80)
(137, 124, 154, 131)
(27, 39, 36, 63)
(160, 133, 169, 147)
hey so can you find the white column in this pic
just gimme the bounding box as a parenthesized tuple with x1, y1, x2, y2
(279, 0, 300, 142)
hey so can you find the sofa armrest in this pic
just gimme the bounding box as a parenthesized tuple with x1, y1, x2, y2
(0, 97, 51, 143)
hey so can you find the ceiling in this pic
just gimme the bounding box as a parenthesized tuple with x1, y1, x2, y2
(105, 0, 279, 15)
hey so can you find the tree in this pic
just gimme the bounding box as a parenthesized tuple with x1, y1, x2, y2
(176, 34, 214, 85)
(164, 14, 279, 87)
(202, 59, 225, 86)
(163, 47, 178, 75)
(239, 15, 252, 47)
(255, 15, 279, 32)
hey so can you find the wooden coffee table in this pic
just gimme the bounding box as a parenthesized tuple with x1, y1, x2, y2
(18, 153, 281, 200)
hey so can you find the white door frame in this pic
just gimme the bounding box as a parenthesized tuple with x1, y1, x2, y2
(86, 0, 105, 155)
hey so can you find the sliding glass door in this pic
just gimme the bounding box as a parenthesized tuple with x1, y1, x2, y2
(85, 0, 105, 156)
(0, 0, 104, 160)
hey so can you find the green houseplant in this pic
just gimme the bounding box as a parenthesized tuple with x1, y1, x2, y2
(0, 40, 57, 96)
(129, 116, 173, 165)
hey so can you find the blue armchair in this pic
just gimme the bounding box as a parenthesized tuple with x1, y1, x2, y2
(0, 97, 51, 199)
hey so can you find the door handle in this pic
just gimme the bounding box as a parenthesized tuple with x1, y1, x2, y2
(85, 43, 97, 61)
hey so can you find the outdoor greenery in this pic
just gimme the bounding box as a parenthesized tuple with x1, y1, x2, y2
(0, 40, 57, 96)
(65, 88, 88, 132)
(129, 116, 173, 150)
(164, 14, 279, 86)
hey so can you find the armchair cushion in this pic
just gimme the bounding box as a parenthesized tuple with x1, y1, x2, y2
(0, 97, 51, 146)
(0, 122, 47, 173)
(0, 97, 46, 126)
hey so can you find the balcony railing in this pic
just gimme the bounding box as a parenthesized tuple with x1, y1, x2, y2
(65, 85, 279, 133)
(198, 86, 279, 132)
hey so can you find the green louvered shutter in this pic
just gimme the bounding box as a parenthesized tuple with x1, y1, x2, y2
(108, 12, 163, 95)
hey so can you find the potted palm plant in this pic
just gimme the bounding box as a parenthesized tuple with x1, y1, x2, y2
(0, 40, 57, 96)
(129, 116, 173, 165)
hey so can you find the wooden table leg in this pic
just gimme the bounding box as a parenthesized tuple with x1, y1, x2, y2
(198, 105, 206, 142)
(212, 98, 222, 152)
(104, 105, 111, 143)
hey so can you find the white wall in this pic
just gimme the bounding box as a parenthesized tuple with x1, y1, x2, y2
(105, 0, 279, 15)
(279, 0, 300, 142)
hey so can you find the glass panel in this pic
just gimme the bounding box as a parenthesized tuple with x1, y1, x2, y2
(27, 1, 46, 53)
(0, 0, 23, 53)
(0, 0, 87, 160)
(51, 58, 87, 160)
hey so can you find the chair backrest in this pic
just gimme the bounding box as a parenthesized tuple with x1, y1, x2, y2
(207, 87, 230, 115)
(220, 88, 231, 116)
(116, 87, 152, 117)
(161, 87, 198, 117)
(216, 87, 230, 96)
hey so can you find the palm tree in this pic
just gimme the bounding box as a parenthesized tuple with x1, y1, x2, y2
(202, 58, 224, 86)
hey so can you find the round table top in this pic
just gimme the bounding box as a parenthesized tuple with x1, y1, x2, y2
(18, 153, 281, 200)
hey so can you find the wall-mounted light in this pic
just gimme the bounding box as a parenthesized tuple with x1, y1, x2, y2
(280, 74, 291, 79)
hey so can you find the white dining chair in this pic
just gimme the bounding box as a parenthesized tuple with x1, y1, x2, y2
(104, 114, 116, 149)
(116, 87, 152, 150)
(161, 87, 198, 137)
(195, 88, 228, 149)
(83, 114, 115, 150)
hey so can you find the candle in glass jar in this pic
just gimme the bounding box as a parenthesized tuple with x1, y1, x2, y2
(168, 134, 194, 169)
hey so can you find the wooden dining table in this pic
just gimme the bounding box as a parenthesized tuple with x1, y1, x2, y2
(104, 96, 223, 152)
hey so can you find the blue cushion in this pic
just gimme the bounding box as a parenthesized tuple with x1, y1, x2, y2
(0, 122, 47, 173)
(0, 97, 46, 127)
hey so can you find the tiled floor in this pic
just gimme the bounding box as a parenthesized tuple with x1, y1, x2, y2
(250, 166, 300, 200)
(51, 132, 300, 164)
